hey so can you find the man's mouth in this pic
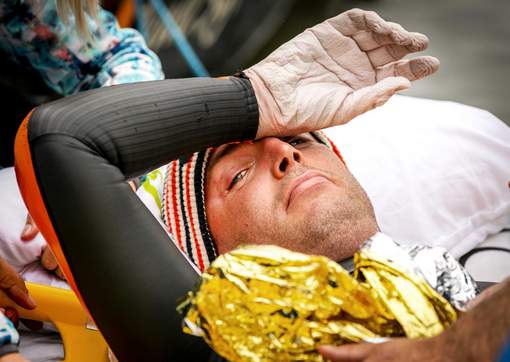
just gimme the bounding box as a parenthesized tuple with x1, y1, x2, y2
(286, 171, 331, 209)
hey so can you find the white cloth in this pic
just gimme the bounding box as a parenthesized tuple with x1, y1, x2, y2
(0, 167, 67, 289)
(324, 95, 510, 257)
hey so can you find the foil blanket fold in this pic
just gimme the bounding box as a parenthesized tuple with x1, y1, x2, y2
(181, 233, 458, 362)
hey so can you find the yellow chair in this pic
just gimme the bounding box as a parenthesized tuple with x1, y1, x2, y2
(18, 282, 109, 362)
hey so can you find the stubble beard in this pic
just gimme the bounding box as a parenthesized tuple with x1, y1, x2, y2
(273, 170, 379, 261)
(225, 166, 379, 261)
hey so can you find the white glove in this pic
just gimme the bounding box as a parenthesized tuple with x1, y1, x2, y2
(245, 9, 440, 138)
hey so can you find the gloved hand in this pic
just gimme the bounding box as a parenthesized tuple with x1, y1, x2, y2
(245, 8, 439, 138)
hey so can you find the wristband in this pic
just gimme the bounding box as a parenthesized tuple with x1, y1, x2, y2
(233, 71, 249, 80)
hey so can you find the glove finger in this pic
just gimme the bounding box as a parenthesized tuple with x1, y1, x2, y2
(329, 9, 428, 52)
(385, 22, 429, 50)
(327, 9, 389, 36)
(367, 42, 429, 67)
(376, 56, 440, 81)
(337, 77, 410, 123)
(352, 28, 428, 52)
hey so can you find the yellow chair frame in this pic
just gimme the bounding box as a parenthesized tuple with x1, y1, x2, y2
(19, 283, 109, 362)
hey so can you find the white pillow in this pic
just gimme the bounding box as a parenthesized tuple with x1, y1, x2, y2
(324, 95, 510, 258)
(0, 167, 68, 289)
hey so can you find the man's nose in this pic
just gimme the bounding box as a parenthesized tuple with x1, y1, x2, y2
(259, 138, 303, 178)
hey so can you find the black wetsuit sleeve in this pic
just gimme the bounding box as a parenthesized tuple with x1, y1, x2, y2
(26, 77, 258, 361)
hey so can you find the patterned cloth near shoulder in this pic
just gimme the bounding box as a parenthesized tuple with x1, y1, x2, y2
(0, 0, 163, 96)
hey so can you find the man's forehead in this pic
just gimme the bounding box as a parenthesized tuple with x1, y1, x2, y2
(208, 133, 320, 170)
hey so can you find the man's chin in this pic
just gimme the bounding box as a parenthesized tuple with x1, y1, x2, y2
(286, 192, 375, 261)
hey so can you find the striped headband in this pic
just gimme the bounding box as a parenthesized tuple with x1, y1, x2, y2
(161, 131, 344, 272)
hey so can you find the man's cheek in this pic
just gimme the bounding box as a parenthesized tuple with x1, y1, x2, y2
(234, 199, 270, 238)
(205, 197, 227, 240)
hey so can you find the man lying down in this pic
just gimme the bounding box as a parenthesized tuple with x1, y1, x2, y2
(139, 133, 479, 361)
(141, 131, 479, 300)
(11, 8, 510, 362)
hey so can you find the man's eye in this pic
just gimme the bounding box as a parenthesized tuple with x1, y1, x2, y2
(228, 169, 248, 190)
(287, 137, 307, 147)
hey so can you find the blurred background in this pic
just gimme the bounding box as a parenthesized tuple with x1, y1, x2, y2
(108, 0, 510, 125)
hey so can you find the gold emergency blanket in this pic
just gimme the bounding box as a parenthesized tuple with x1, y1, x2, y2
(181, 241, 458, 362)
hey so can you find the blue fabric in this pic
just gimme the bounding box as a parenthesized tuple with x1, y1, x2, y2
(0, 0, 164, 96)
(0, 311, 19, 347)
(499, 335, 510, 362)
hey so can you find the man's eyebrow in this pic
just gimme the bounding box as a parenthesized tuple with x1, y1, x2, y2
(208, 143, 241, 170)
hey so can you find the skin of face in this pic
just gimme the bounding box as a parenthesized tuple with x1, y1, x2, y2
(205, 134, 379, 262)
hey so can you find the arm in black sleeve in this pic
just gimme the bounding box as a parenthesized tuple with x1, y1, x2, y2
(23, 77, 258, 361)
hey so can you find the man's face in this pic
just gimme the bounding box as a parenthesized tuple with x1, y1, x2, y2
(205, 134, 378, 261)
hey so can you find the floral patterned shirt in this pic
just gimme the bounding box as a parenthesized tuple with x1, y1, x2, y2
(0, 0, 163, 96)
